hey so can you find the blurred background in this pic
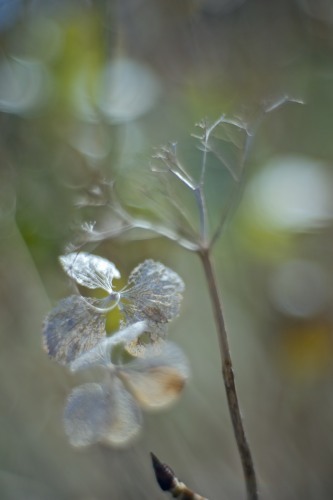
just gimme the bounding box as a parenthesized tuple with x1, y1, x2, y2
(2, 0, 333, 499)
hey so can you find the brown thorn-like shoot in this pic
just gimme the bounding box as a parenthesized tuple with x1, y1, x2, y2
(150, 452, 209, 500)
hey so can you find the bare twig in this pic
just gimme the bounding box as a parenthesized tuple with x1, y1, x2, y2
(199, 249, 258, 500)
(148, 116, 259, 500)
(192, 115, 259, 500)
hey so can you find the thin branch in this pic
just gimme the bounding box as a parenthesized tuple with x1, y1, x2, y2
(153, 142, 212, 247)
(209, 181, 240, 249)
(111, 200, 199, 251)
(205, 144, 241, 182)
(209, 133, 252, 248)
(194, 123, 259, 498)
(194, 185, 209, 247)
(82, 217, 199, 252)
(154, 144, 196, 191)
(209, 97, 304, 248)
(152, 167, 200, 239)
(198, 119, 210, 187)
(199, 249, 258, 500)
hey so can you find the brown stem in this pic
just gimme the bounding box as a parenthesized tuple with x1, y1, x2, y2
(199, 248, 258, 500)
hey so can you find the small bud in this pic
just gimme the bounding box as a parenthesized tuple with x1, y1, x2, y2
(150, 453, 209, 500)
(150, 452, 175, 491)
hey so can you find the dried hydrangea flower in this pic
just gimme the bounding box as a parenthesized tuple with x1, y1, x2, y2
(56, 252, 185, 354)
(63, 321, 189, 447)
(43, 253, 188, 448)
(60, 252, 184, 320)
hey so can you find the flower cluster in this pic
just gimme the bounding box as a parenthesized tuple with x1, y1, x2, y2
(43, 253, 189, 447)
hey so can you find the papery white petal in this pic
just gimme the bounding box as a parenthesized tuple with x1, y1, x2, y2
(70, 321, 147, 373)
(69, 340, 113, 372)
(63, 379, 142, 448)
(82, 294, 121, 313)
(120, 260, 184, 331)
(64, 383, 108, 447)
(42, 295, 106, 366)
(118, 342, 189, 410)
(124, 333, 164, 358)
(59, 252, 120, 293)
(109, 320, 147, 346)
(104, 378, 142, 447)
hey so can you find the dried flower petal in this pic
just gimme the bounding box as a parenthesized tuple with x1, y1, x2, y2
(118, 342, 189, 410)
(42, 295, 106, 366)
(120, 260, 184, 334)
(124, 332, 164, 358)
(60, 252, 120, 293)
(70, 321, 147, 373)
(63, 379, 142, 447)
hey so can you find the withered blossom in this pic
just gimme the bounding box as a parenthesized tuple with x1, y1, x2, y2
(44, 253, 185, 355)
(42, 253, 188, 448)
(64, 323, 189, 447)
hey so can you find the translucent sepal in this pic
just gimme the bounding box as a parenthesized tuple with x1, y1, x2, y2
(70, 321, 147, 373)
(120, 260, 184, 333)
(42, 295, 106, 366)
(59, 252, 120, 293)
(63, 378, 142, 447)
(118, 342, 189, 410)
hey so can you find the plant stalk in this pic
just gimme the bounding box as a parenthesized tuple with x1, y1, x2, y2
(199, 248, 258, 500)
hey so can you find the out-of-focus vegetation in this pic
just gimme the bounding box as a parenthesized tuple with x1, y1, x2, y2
(2, 1, 333, 499)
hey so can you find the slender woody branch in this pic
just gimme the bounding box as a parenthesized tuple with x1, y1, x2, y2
(151, 117, 259, 500)
(199, 248, 258, 500)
